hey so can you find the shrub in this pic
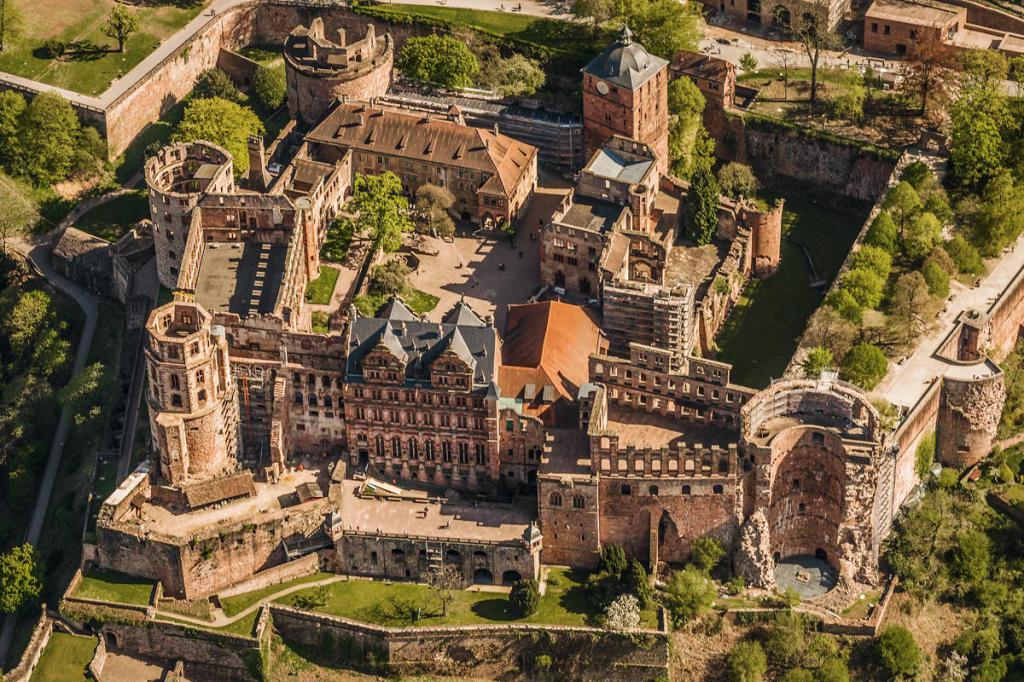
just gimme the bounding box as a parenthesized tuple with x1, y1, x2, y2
(508, 578, 540, 617)
(717, 162, 759, 200)
(739, 52, 758, 71)
(915, 432, 935, 478)
(725, 576, 745, 595)
(663, 567, 716, 627)
(779, 670, 814, 682)
(900, 160, 932, 189)
(726, 640, 767, 682)
(192, 68, 243, 103)
(603, 593, 641, 629)
(815, 658, 850, 682)
(691, 537, 725, 573)
(367, 259, 410, 297)
(825, 288, 862, 324)
(802, 347, 834, 378)
(830, 83, 866, 122)
(840, 343, 888, 390)
(875, 626, 921, 679)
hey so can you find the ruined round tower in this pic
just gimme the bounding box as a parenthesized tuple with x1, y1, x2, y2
(936, 370, 1006, 469)
(743, 199, 784, 279)
(145, 301, 241, 485)
(284, 19, 393, 127)
(145, 141, 234, 289)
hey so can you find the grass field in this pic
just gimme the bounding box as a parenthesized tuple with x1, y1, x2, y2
(715, 194, 866, 388)
(73, 566, 154, 605)
(30, 632, 96, 682)
(304, 266, 341, 305)
(72, 190, 149, 242)
(0, 0, 209, 96)
(276, 568, 657, 628)
(354, 287, 439, 318)
(220, 572, 334, 618)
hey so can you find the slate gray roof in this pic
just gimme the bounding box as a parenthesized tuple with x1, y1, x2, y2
(583, 26, 668, 91)
(347, 298, 497, 391)
(442, 300, 487, 327)
(379, 297, 417, 321)
(586, 147, 654, 185)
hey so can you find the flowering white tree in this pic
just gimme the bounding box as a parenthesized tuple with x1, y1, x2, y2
(603, 594, 641, 630)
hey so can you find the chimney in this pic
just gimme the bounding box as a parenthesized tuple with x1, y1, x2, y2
(247, 136, 271, 192)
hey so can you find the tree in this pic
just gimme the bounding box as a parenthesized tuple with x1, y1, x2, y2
(922, 259, 950, 298)
(829, 80, 866, 122)
(840, 343, 888, 390)
(960, 49, 1009, 88)
(802, 346, 835, 378)
(900, 33, 956, 118)
(0, 543, 42, 613)
(508, 578, 540, 617)
(863, 211, 898, 255)
(425, 564, 464, 618)
(717, 162, 759, 200)
(173, 97, 262, 176)
(72, 126, 107, 177)
(1011, 56, 1024, 82)
(838, 268, 884, 309)
(483, 54, 545, 97)
(969, 170, 1024, 256)
(0, 89, 24, 167)
(889, 271, 933, 350)
(623, 559, 652, 607)
(628, 0, 703, 59)
(414, 183, 456, 239)
(58, 362, 106, 421)
(686, 164, 719, 246)
(192, 69, 243, 103)
(950, 83, 1010, 189)
(779, 670, 814, 682)
(0, 173, 37, 253)
(103, 4, 139, 53)
(824, 288, 862, 324)
(875, 626, 921, 679)
(18, 92, 81, 186)
(599, 544, 628, 577)
(850, 245, 892, 281)
(603, 594, 641, 629)
(251, 65, 286, 111)
(690, 537, 724, 573)
(668, 77, 712, 178)
(914, 431, 935, 478)
(0, 0, 22, 53)
(903, 212, 942, 261)
(368, 259, 410, 297)
(804, 306, 857, 362)
(946, 235, 983, 275)
(816, 658, 850, 682)
(351, 172, 414, 253)
(794, 11, 840, 105)
(739, 52, 758, 72)
(662, 567, 716, 626)
(883, 181, 922, 240)
(727, 640, 767, 682)
(397, 35, 479, 90)
(951, 529, 990, 585)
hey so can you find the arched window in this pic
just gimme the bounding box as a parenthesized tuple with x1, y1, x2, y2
(713, 484, 723, 494)
(170, 374, 180, 390)
(308, 393, 317, 406)
(620, 484, 632, 496)
(391, 437, 401, 456)
(648, 485, 659, 496)
(572, 495, 585, 509)
(294, 392, 303, 404)
(323, 395, 333, 409)
(549, 492, 563, 507)
(171, 394, 182, 408)
(682, 485, 691, 495)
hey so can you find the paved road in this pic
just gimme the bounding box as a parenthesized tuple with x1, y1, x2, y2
(0, 238, 100, 667)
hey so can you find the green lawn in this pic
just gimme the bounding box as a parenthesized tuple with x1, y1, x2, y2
(715, 194, 866, 388)
(72, 566, 153, 606)
(276, 568, 657, 628)
(72, 190, 149, 242)
(239, 45, 284, 68)
(311, 311, 330, 334)
(304, 267, 340, 305)
(354, 288, 438, 318)
(0, 0, 210, 96)
(30, 632, 96, 682)
(220, 571, 334, 618)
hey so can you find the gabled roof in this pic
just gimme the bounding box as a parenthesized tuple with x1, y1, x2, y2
(442, 300, 487, 327)
(376, 323, 408, 364)
(379, 297, 416, 321)
(306, 102, 536, 197)
(499, 301, 606, 424)
(441, 327, 476, 370)
(583, 26, 668, 91)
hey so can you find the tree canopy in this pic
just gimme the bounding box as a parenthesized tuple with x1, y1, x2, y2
(717, 162, 759, 200)
(0, 543, 41, 613)
(686, 164, 719, 245)
(668, 77, 712, 179)
(192, 69, 244, 104)
(482, 53, 545, 97)
(840, 343, 888, 390)
(103, 4, 139, 53)
(397, 35, 480, 90)
(173, 97, 263, 176)
(950, 83, 1011, 189)
(252, 65, 286, 112)
(573, 0, 703, 59)
(352, 172, 414, 253)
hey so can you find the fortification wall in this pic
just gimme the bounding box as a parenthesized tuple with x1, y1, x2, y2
(986, 267, 1024, 356)
(890, 379, 942, 509)
(936, 371, 1006, 469)
(945, 0, 1024, 34)
(268, 605, 671, 681)
(99, 621, 258, 682)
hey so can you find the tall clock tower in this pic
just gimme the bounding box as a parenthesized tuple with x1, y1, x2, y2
(582, 26, 670, 176)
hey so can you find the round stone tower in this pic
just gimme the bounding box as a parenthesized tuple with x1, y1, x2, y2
(743, 199, 784, 279)
(145, 301, 241, 485)
(936, 370, 1005, 469)
(145, 141, 234, 289)
(284, 19, 393, 127)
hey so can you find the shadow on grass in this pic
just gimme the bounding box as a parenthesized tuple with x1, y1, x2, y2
(470, 598, 518, 622)
(33, 41, 111, 62)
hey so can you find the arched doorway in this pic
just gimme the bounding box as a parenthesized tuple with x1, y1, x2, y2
(815, 548, 827, 563)
(747, 0, 762, 23)
(501, 570, 522, 586)
(773, 5, 791, 27)
(473, 568, 494, 585)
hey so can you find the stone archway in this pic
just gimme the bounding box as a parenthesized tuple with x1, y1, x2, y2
(501, 570, 522, 586)
(473, 568, 494, 585)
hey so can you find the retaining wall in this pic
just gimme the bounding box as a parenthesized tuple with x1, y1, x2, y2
(4, 609, 52, 682)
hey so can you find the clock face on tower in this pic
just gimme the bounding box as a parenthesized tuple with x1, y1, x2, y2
(596, 81, 609, 95)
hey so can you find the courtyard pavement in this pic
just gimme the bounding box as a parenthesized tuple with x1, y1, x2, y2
(775, 556, 837, 600)
(408, 172, 572, 334)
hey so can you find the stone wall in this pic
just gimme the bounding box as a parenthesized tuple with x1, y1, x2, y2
(217, 552, 320, 599)
(99, 621, 259, 682)
(936, 371, 1006, 469)
(946, 0, 1024, 34)
(268, 604, 671, 681)
(4, 609, 53, 682)
(985, 266, 1024, 356)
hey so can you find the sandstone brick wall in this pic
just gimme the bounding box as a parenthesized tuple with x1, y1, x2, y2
(537, 475, 601, 567)
(936, 372, 1006, 469)
(99, 622, 258, 682)
(268, 605, 671, 682)
(582, 69, 670, 178)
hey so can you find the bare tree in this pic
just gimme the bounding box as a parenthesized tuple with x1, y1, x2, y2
(425, 564, 465, 618)
(773, 48, 795, 100)
(795, 11, 841, 105)
(900, 33, 957, 118)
